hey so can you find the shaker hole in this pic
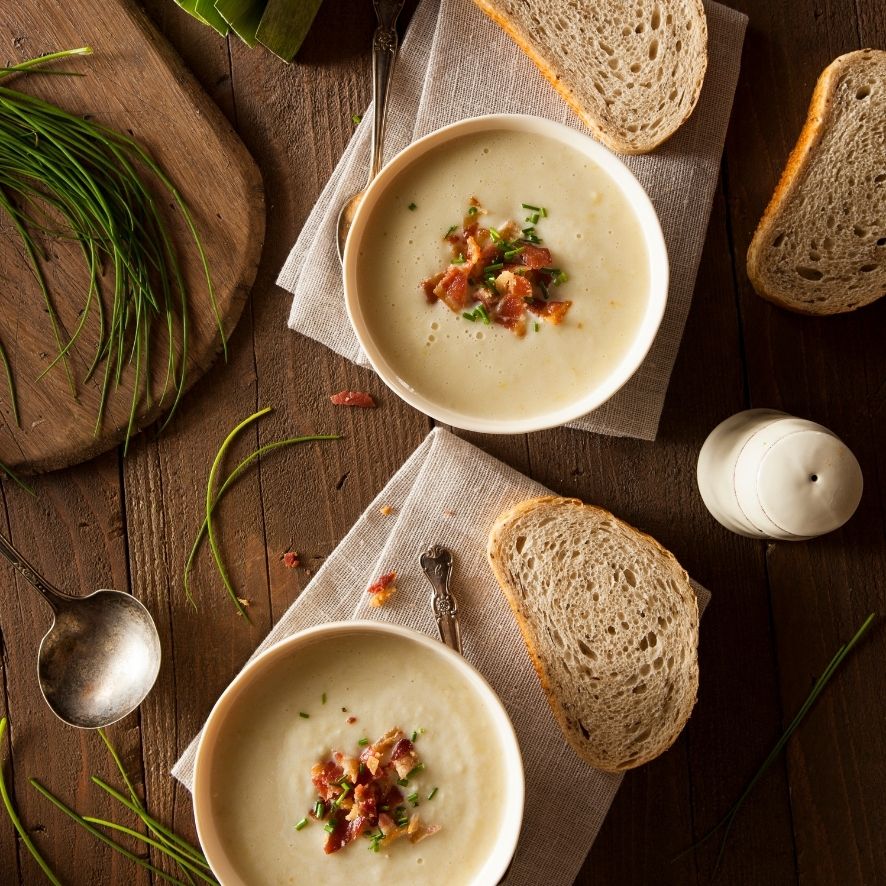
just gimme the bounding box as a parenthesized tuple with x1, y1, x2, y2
(810, 474, 819, 482)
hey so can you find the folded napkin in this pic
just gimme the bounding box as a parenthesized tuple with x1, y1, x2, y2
(279, 0, 747, 440)
(174, 427, 710, 884)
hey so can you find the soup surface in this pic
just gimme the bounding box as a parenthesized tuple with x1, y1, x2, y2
(355, 129, 651, 422)
(208, 631, 511, 885)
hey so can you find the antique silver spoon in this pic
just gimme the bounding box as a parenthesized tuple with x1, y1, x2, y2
(335, 0, 405, 262)
(0, 533, 161, 728)
(419, 544, 462, 654)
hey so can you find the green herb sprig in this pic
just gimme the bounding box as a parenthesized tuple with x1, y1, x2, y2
(184, 407, 340, 617)
(676, 612, 877, 875)
(0, 48, 220, 452)
(0, 717, 61, 885)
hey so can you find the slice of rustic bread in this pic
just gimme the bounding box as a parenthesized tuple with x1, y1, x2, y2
(488, 497, 698, 772)
(470, 0, 708, 154)
(747, 49, 886, 315)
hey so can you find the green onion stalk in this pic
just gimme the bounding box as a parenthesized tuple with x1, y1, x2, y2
(0, 48, 223, 454)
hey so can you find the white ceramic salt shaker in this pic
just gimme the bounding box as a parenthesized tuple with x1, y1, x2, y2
(697, 409, 863, 540)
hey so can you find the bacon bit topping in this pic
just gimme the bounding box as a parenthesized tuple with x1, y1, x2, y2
(379, 504, 394, 516)
(366, 571, 397, 608)
(347, 716, 357, 725)
(307, 728, 440, 855)
(420, 199, 571, 337)
(282, 551, 299, 568)
(330, 390, 377, 408)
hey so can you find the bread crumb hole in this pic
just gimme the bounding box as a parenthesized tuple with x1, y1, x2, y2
(856, 85, 871, 99)
(647, 630, 658, 648)
(648, 39, 659, 60)
(632, 682, 647, 694)
(771, 232, 786, 248)
(653, 656, 664, 670)
(624, 568, 637, 587)
(577, 639, 597, 660)
(515, 535, 526, 553)
(607, 625, 616, 635)
(860, 263, 878, 272)
(875, 174, 886, 183)
(651, 6, 661, 29)
(795, 266, 823, 281)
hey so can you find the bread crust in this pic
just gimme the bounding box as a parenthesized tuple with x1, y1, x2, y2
(470, 0, 708, 155)
(747, 49, 885, 315)
(487, 496, 698, 772)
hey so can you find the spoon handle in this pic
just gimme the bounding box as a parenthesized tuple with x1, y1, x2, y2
(368, 0, 405, 183)
(420, 545, 462, 655)
(0, 532, 67, 611)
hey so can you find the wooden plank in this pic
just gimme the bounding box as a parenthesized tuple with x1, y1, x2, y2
(0, 0, 263, 473)
(725, 1, 886, 883)
(0, 457, 149, 885)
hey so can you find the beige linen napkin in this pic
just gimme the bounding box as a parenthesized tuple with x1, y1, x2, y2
(173, 427, 710, 884)
(279, 0, 747, 440)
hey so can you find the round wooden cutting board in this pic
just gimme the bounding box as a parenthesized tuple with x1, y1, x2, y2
(0, 0, 265, 473)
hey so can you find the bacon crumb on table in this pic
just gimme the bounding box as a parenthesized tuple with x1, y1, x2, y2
(282, 551, 299, 568)
(330, 390, 376, 408)
(379, 504, 394, 516)
(420, 198, 571, 338)
(366, 570, 397, 607)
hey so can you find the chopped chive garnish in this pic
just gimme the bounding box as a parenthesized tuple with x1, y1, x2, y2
(521, 203, 541, 211)
(411, 730, 418, 742)
(444, 224, 458, 238)
(462, 305, 491, 325)
(299, 712, 310, 719)
(452, 253, 466, 265)
(324, 822, 335, 833)
(352, 114, 362, 125)
(555, 271, 568, 285)
(534, 322, 540, 332)
(407, 792, 419, 807)
(489, 227, 502, 243)
(526, 212, 540, 224)
(485, 262, 504, 271)
(541, 206, 548, 217)
(408, 202, 417, 211)
(503, 247, 525, 259)
(397, 778, 409, 787)
(331, 784, 352, 810)
(295, 818, 308, 831)
(467, 205, 478, 215)
(314, 800, 325, 818)
(427, 787, 438, 800)
(358, 737, 370, 746)
(359, 763, 366, 774)
(321, 692, 327, 704)
(407, 763, 425, 778)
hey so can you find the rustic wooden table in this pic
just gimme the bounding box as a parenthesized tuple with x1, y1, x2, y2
(1, 1, 884, 883)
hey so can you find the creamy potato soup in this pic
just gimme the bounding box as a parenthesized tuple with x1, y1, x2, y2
(208, 631, 511, 885)
(355, 129, 651, 422)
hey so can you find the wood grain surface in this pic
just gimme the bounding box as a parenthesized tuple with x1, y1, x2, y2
(0, 0, 265, 473)
(0, 0, 884, 884)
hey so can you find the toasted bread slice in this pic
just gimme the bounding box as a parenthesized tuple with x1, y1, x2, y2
(747, 50, 886, 315)
(488, 497, 698, 772)
(470, 0, 708, 154)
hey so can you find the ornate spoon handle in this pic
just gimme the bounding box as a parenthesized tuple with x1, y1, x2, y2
(420, 544, 462, 654)
(368, 0, 405, 182)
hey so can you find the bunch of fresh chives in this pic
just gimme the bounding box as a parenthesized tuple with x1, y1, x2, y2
(0, 48, 223, 452)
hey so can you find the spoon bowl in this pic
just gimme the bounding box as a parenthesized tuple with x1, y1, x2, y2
(38, 589, 161, 729)
(0, 532, 161, 728)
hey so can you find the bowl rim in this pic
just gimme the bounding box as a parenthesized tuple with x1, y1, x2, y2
(342, 112, 669, 434)
(192, 619, 526, 885)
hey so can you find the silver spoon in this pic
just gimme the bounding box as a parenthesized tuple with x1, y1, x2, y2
(336, 0, 406, 262)
(420, 545, 462, 654)
(0, 532, 161, 729)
